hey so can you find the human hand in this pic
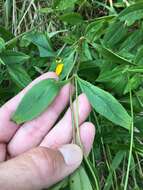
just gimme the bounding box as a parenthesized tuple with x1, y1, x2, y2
(0, 72, 95, 190)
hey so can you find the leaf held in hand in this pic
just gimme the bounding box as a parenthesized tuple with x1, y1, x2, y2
(12, 79, 62, 124)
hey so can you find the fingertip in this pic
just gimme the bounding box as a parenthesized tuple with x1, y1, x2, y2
(80, 122, 95, 155)
(41, 72, 58, 80)
(60, 83, 75, 97)
(78, 93, 91, 112)
(29, 72, 58, 86)
(59, 144, 83, 166)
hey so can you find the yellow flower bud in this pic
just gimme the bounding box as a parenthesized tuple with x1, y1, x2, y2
(55, 63, 64, 76)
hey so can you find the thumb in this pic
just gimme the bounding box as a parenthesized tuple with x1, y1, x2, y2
(0, 144, 83, 190)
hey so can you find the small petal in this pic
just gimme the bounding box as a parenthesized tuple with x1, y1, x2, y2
(55, 64, 64, 76)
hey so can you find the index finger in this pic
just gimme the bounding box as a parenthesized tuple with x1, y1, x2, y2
(0, 72, 58, 143)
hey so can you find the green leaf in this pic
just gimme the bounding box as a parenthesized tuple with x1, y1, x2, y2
(0, 37, 5, 52)
(98, 46, 133, 65)
(78, 60, 100, 82)
(118, 2, 143, 26)
(0, 27, 14, 41)
(0, 50, 29, 64)
(69, 166, 93, 190)
(49, 178, 68, 190)
(123, 74, 142, 94)
(119, 29, 143, 53)
(60, 50, 76, 79)
(80, 41, 92, 62)
(38, 7, 54, 14)
(60, 13, 83, 24)
(134, 45, 143, 65)
(55, 0, 77, 10)
(12, 79, 62, 124)
(7, 64, 32, 88)
(78, 77, 132, 129)
(85, 20, 106, 42)
(96, 65, 128, 95)
(103, 21, 128, 48)
(97, 65, 126, 82)
(103, 151, 125, 190)
(48, 30, 68, 38)
(24, 31, 55, 57)
(120, 89, 143, 113)
(0, 58, 5, 65)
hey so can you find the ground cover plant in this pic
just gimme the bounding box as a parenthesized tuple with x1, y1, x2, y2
(1, 0, 143, 189)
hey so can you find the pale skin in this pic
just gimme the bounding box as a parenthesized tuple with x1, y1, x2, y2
(0, 72, 95, 190)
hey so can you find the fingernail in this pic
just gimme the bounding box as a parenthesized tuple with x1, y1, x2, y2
(59, 144, 83, 166)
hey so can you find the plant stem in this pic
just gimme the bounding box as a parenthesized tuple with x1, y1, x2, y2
(124, 78, 134, 190)
(70, 78, 76, 144)
(75, 76, 82, 147)
(84, 157, 100, 190)
(75, 76, 100, 189)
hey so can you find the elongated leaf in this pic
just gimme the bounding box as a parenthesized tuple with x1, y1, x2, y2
(38, 7, 54, 14)
(118, 2, 143, 26)
(48, 30, 68, 38)
(0, 58, 5, 65)
(85, 20, 106, 42)
(123, 74, 142, 94)
(103, 21, 128, 48)
(60, 13, 83, 24)
(24, 31, 55, 57)
(49, 178, 68, 190)
(0, 50, 29, 64)
(119, 29, 143, 52)
(96, 65, 128, 95)
(96, 65, 126, 82)
(103, 151, 125, 190)
(12, 79, 62, 124)
(134, 46, 143, 65)
(55, 0, 77, 10)
(69, 166, 93, 190)
(98, 46, 132, 65)
(78, 77, 132, 129)
(80, 41, 92, 62)
(7, 64, 32, 88)
(0, 26, 13, 41)
(0, 37, 5, 52)
(120, 89, 143, 113)
(60, 50, 76, 79)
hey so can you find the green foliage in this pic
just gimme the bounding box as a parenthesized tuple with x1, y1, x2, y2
(7, 64, 32, 88)
(0, 37, 5, 52)
(0, 51, 29, 64)
(69, 166, 93, 190)
(54, 0, 78, 10)
(23, 31, 55, 57)
(78, 77, 132, 129)
(118, 2, 143, 26)
(1, 0, 143, 189)
(12, 79, 63, 124)
(60, 13, 83, 24)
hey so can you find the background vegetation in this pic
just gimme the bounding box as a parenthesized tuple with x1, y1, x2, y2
(1, 0, 143, 189)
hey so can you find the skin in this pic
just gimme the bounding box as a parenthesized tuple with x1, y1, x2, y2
(0, 72, 95, 190)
